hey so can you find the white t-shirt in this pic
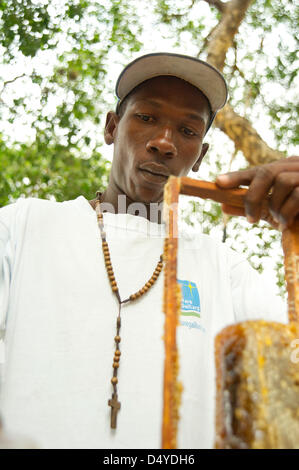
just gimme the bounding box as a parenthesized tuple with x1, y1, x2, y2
(0, 196, 287, 449)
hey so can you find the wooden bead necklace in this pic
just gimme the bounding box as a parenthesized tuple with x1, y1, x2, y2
(95, 192, 164, 429)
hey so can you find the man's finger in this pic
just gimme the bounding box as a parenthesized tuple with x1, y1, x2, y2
(269, 172, 299, 221)
(278, 188, 299, 229)
(216, 158, 299, 189)
(222, 203, 281, 230)
(243, 165, 277, 222)
(216, 168, 256, 188)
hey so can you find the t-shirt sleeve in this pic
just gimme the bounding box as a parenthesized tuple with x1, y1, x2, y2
(0, 204, 15, 337)
(229, 253, 288, 325)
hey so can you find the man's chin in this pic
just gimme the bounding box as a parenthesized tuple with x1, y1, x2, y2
(131, 185, 165, 205)
(131, 173, 169, 203)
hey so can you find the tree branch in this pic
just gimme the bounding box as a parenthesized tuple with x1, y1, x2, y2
(206, 0, 253, 71)
(203, 0, 226, 13)
(0, 73, 26, 98)
(203, 0, 285, 165)
(214, 104, 285, 165)
(196, 23, 218, 58)
(159, 0, 198, 22)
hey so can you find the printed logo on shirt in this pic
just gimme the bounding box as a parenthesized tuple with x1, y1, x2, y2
(177, 279, 205, 332)
(177, 279, 200, 317)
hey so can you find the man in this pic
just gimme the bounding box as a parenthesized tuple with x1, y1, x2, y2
(0, 53, 298, 449)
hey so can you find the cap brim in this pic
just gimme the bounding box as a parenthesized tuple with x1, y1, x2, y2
(116, 52, 228, 114)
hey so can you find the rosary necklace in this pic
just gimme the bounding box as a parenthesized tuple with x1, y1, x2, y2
(95, 192, 164, 429)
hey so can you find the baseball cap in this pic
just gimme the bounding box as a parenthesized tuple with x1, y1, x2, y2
(115, 52, 228, 132)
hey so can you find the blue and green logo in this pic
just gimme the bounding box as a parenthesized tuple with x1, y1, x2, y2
(177, 279, 201, 319)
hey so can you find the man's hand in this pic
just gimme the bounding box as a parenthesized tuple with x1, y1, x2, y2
(215, 157, 299, 230)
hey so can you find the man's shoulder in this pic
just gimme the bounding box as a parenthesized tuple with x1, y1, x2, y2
(6, 195, 88, 211)
(0, 196, 91, 230)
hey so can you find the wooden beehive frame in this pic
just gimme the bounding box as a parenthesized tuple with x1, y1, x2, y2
(161, 175, 299, 449)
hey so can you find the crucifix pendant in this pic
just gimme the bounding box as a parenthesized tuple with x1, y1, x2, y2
(108, 392, 121, 429)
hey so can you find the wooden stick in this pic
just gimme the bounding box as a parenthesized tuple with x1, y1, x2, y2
(180, 177, 247, 207)
(282, 219, 299, 323)
(162, 177, 182, 449)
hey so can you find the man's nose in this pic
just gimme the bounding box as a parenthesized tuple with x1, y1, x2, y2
(146, 127, 177, 158)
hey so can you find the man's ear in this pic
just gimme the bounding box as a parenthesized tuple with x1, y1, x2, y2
(104, 111, 120, 145)
(192, 143, 209, 172)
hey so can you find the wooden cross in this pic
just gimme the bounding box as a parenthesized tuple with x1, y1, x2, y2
(108, 393, 121, 429)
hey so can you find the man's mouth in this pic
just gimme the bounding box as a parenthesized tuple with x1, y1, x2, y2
(138, 162, 171, 179)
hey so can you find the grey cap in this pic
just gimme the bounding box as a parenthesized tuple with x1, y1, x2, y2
(115, 52, 228, 131)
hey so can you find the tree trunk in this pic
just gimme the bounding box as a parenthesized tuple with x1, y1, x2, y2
(215, 104, 283, 165)
(204, 0, 285, 164)
(206, 0, 253, 71)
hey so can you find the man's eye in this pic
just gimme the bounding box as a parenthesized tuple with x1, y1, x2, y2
(136, 114, 153, 122)
(182, 127, 196, 136)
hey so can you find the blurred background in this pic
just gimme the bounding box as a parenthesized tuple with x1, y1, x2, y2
(0, 0, 298, 296)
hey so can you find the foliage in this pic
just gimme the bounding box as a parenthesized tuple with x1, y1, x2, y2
(0, 139, 110, 206)
(0, 0, 142, 205)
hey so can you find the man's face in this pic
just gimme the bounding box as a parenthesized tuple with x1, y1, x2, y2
(105, 76, 211, 204)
